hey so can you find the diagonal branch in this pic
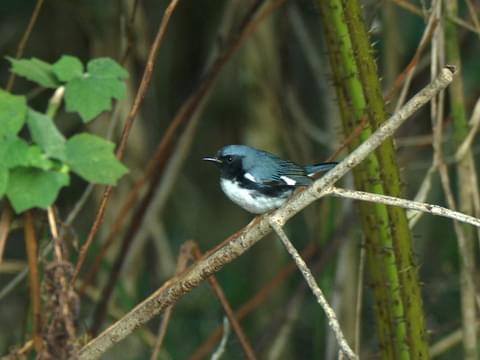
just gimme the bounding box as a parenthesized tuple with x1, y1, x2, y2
(77, 66, 455, 359)
(191, 243, 256, 360)
(268, 219, 357, 359)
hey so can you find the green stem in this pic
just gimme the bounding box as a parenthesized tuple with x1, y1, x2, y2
(445, 0, 477, 358)
(343, 1, 428, 358)
(317, 0, 429, 358)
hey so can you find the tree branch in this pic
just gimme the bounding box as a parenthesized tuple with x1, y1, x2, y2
(327, 187, 480, 227)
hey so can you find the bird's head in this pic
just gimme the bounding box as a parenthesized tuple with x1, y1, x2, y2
(203, 145, 255, 179)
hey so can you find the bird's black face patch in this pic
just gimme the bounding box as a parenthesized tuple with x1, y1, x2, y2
(217, 154, 244, 180)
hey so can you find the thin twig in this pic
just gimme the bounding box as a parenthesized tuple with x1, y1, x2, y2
(268, 219, 357, 359)
(0, 0, 45, 306)
(189, 242, 318, 360)
(390, 0, 480, 35)
(455, 97, 480, 161)
(46, 207, 77, 340)
(5, 0, 45, 90)
(328, 187, 480, 227)
(391, 3, 438, 111)
(43, 74, 79, 346)
(0, 239, 52, 303)
(353, 243, 365, 356)
(191, 244, 256, 360)
(77, 66, 455, 359)
(409, 0, 444, 228)
(120, 0, 141, 65)
(89, 106, 204, 333)
(5, 339, 34, 358)
(396, 134, 434, 147)
(408, 165, 436, 227)
(445, 0, 479, 356)
(430, 319, 480, 358)
(71, 0, 181, 285)
(47, 207, 62, 262)
(0, 205, 12, 264)
(210, 317, 230, 360)
(24, 211, 43, 353)
(149, 298, 173, 359)
(150, 242, 194, 360)
(465, 0, 480, 36)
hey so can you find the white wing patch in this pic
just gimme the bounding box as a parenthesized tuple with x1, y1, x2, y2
(244, 172, 257, 183)
(280, 176, 296, 186)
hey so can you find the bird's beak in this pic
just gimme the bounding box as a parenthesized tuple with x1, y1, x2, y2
(202, 156, 222, 164)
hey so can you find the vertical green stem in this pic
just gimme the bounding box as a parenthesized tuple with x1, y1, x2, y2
(444, 0, 477, 358)
(344, 1, 428, 358)
(316, 0, 429, 358)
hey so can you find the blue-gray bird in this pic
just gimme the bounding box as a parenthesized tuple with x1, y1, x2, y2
(203, 145, 337, 214)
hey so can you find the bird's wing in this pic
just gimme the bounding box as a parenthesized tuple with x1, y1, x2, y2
(247, 159, 312, 187)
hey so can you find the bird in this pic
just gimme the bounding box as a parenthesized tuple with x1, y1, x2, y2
(203, 145, 337, 214)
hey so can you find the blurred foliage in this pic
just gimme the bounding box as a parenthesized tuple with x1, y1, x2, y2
(0, 0, 479, 359)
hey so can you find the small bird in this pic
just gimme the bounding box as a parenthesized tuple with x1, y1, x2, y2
(203, 145, 337, 214)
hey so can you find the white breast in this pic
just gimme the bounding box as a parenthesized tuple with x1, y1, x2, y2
(220, 178, 291, 214)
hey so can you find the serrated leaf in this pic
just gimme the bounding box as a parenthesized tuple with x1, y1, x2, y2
(87, 58, 128, 79)
(65, 133, 127, 185)
(6, 167, 69, 213)
(64, 57, 128, 122)
(27, 110, 66, 160)
(0, 90, 27, 136)
(64, 77, 124, 122)
(5, 138, 53, 170)
(7, 57, 60, 88)
(52, 55, 84, 82)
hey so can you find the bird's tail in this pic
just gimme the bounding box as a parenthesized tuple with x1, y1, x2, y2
(304, 162, 337, 176)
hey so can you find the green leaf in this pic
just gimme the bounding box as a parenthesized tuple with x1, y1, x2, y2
(0, 135, 12, 160)
(65, 133, 127, 185)
(0, 166, 8, 199)
(64, 78, 121, 122)
(0, 90, 27, 136)
(64, 58, 128, 122)
(6, 57, 60, 88)
(4, 138, 30, 168)
(26, 146, 53, 170)
(27, 110, 66, 160)
(5, 138, 53, 170)
(87, 58, 128, 79)
(52, 55, 84, 82)
(6, 167, 69, 213)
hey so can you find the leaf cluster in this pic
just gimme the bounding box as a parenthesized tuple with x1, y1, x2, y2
(0, 56, 129, 213)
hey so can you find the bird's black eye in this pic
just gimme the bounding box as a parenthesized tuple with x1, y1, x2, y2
(226, 155, 233, 163)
